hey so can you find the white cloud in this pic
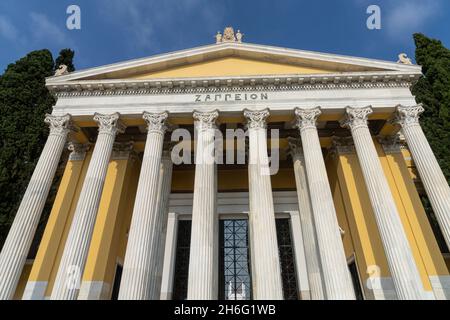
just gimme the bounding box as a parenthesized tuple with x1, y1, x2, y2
(352, 0, 441, 42)
(99, 0, 225, 51)
(29, 12, 71, 46)
(0, 14, 19, 41)
(384, 0, 442, 40)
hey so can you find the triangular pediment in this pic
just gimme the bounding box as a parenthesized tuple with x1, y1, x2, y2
(47, 42, 421, 84)
(127, 57, 336, 79)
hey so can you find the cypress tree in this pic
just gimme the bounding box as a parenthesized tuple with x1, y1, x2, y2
(411, 33, 450, 252)
(0, 49, 75, 249)
(55, 48, 75, 72)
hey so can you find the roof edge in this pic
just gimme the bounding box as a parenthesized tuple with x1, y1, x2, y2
(47, 42, 422, 83)
(47, 70, 422, 98)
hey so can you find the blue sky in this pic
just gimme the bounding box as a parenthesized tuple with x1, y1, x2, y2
(0, 0, 449, 73)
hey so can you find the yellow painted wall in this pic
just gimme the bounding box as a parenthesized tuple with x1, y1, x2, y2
(27, 156, 88, 287)
(13, 262, 33, 300)
(326, 157, 356, 260)
(14, 136, 449, 299)
(15, 151, 142, 299)
(44, 152, 93, 297)
(327, 151, 392, 298)
(445, 256, 450, 271)
(130, 57, 333, 79)
(82, 155, 141, 298)
(401, 148, 419, 181)
(171, 167, 296, 193)
(14, 153, 92, 299)
(116, 160, 142, 260)
(219, 169, 248, 192)
(376, 142, 449, 280)
(377, 144, 433, 290)
(271, 168, 296, 190)
(325, 141, 449, 298)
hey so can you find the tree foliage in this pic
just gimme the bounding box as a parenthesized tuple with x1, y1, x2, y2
(0, 49, 75, 248)
(55, 48, 75, 72)
(411, 33, 450, 252)
(412, 33, 450, 184)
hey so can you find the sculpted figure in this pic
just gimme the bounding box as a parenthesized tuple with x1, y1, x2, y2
(397, 53, 412, 65)
(236, 30, 243, 43)
(54, 64, 69, 76)
(215, 31, 222, 44)
(222, 26, 236, 42)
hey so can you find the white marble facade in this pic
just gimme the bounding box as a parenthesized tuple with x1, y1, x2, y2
(1, 41, 449, 301)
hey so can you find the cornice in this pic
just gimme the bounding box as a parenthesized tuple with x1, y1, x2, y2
(46, 42, 421, 83)
(48, 71, 421, 98)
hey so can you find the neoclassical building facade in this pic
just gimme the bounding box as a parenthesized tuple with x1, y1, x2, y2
(1, 28, 450, 300)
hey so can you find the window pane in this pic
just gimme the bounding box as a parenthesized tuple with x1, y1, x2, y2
(219, 219, 251, 300)
(348, 259, 364, 300)
(276, 218, 299, 300)
(110, 264, 123, 300)
(172, 220, 191, 300)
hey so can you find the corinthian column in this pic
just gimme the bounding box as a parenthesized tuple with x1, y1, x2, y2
(341, 106, 426, 300)
(187, 110, 219, 300)
(287, 137, 325, 300)
(51, 113, 125, 300)
(0, 114, 72, 300)
(244, 109, 283, 300)
(152, 148, 174, 299)
(118, 112, 169, 300)
(394, 104, 450, 250)
(294, 107, 355, 300)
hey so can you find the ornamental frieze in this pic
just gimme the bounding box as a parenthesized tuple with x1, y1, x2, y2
(194, 92, 268, 102)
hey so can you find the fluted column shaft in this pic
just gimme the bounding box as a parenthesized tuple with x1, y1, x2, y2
(395, 105, 450, 249)
(288, 138, 325, 300)
(51, 113, 124, 300)
(295, 107, 355, 300)
(342, 106, 426, 300)
(160, 212, 178, 300)
(0, 114, 72, 300)
(244, 109, 283, 300)
(151, 149, 174, 298)
(118, 112, 168, 300)
(187, 110, 219, 300)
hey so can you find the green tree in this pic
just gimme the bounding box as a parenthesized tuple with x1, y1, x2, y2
(0, 49, 75, 249)
(55, 48, 75, 72)
(411, 33, 450, 252)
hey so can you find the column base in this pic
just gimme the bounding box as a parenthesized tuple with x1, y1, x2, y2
(366, 277, 397, 300)
(429, 275, 450, 300)
(299, 290, 311, 300)
(160, 291, 172, 300)
(78, 281, 111, 300)
(22, 281, 48, 300)
(366, 277, 435, 300)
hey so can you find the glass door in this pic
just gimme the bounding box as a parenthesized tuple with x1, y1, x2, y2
(219, 219, 252, 300)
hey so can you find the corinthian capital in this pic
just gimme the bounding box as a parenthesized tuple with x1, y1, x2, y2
(193, 110, 219, 130)
(44, 114, 73, 136)
(68, 142, 90, 161)
(94, 113, 126, 135)
(378, 134, 403, 154)
(244, 108, 269, 129)
(331, 136, 355, 155)
(286, 137, 304, 159)
(294, 107, 321, 131)
(394, 104, 424, 127)
(143, 111, 169, 134)
(340, 106, 373, 130)
(112, 141, 135, 160)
